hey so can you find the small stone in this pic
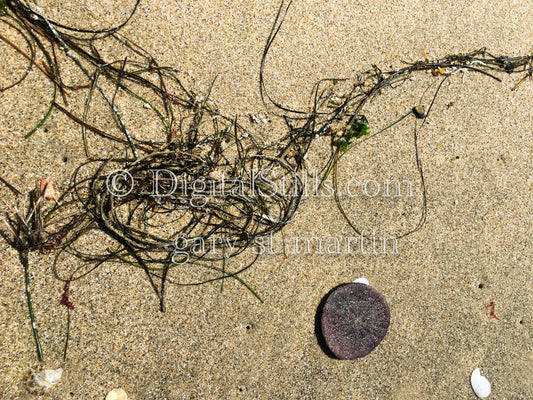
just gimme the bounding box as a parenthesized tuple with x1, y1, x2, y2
(106, 388, 129, 400)
(412, 105, 427, 119)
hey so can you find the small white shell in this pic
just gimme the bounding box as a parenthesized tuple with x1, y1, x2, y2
(471, 368, 491, 398)
(106, 388, 129, 400)
(23, 366, 63, 395)
(353, 277, 369, 285)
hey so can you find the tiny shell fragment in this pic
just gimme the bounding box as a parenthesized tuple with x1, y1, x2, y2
(471, 368, 491, 398)
(23, 366, 63, 395)
(353, 277, 369, 285)
(39, 178, 58, 201)
(106, 388, 129, 400)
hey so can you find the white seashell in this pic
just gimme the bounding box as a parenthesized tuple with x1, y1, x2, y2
(106, 388, 129, 400)
(353, 277, 369, 285)
(23, 366, 63, 395)
(34, 368, 63, 389)
(471, 368, 491, 398)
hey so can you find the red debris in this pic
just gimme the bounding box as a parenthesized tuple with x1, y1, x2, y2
(486, 300, 500, 320)
(59, 280, 75, 310)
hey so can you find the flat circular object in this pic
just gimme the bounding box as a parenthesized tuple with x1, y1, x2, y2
(320, 283, 390, 359)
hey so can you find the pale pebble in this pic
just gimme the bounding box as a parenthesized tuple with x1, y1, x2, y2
(106, 388, 129, 400)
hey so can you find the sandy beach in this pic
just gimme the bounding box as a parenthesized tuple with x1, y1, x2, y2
(0, 1, 532, 399)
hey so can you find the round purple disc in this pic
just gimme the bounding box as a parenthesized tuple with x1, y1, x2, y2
(320, 283, 390, 360)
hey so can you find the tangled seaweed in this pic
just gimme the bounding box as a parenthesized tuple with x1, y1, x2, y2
(1, 0, 532, 361)
(261, 0, 533, 239)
